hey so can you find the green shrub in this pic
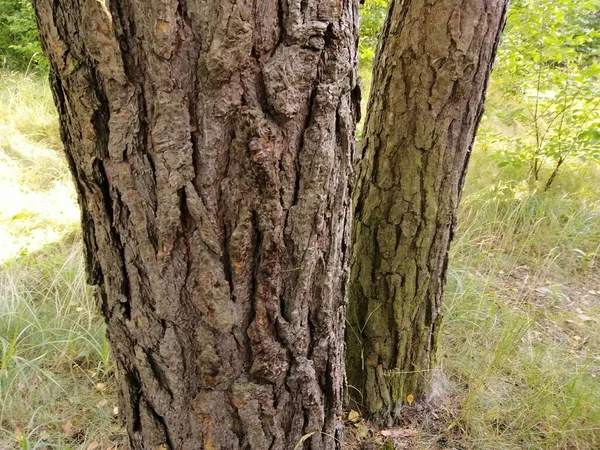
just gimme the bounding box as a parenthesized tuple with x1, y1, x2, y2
(486, 0, 600, 190)
(0, 0, 47, 71)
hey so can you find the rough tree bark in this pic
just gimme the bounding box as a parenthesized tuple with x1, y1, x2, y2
(346, 0, 509, 425)
(34, 1, 359, 448)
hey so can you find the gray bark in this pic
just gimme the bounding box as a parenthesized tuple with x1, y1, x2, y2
(346, 0, 509, 426)
(33, 1, 359, 448)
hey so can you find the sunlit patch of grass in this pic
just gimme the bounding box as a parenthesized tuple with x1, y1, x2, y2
(0, 70, 79, 262)
(0, 70, 60, 148)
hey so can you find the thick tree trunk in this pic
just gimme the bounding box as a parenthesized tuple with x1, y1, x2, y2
(34, 1, 358, 448)
(346, 0, 508, 425)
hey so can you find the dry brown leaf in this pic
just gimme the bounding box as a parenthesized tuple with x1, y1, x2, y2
(87, 441, 100, 450)
(374, 435, 386, 445)
(63, 420, 74, 437)
(380, 427, 418, 438)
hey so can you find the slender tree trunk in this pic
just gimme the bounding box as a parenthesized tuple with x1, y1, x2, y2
(346, 0, 509, 425)
(34, 1, 359, 448)
(544, 156, 565, 191)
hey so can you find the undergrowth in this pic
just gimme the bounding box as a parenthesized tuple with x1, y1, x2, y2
(0, 70, 123, 449)
(435, 127, 600, 449)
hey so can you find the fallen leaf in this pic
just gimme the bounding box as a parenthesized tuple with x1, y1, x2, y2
(355, 422, 370, 438)
(63, 420, 73, 437)
(381, 427, 418, 438)
(86, 441, 100, 450)
(348, 409, 360, 423)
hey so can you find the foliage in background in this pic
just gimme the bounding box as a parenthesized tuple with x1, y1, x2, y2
(0, 0, 46, 71)
(357, 0, 389, 137)
(488, 0, 600, 190)
(359, 0, 389, 72)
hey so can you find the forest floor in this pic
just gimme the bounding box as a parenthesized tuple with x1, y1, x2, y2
(1, 71, 599, 450)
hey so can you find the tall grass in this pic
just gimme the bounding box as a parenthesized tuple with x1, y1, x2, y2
(0, 71, 78, 263)
(0, 243, 120, 449)
(436, 129, 600, 449)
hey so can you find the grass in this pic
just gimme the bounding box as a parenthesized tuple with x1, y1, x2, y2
(434, 122, 600, 449)
(0, 69, 599, 449)
(0, 70, 77, 263)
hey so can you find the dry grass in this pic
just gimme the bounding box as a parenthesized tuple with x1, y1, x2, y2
(434, 150, 600, 450)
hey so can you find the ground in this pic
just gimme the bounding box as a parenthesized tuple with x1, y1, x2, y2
(0, 71, 598, 450)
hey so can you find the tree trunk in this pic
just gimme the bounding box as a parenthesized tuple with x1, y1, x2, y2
(346, 0, 508, 425)
(34, 1, 359, 448)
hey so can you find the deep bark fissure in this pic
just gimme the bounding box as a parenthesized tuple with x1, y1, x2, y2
(146, 400, 175, 450)
(124, 369, 143, 433)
